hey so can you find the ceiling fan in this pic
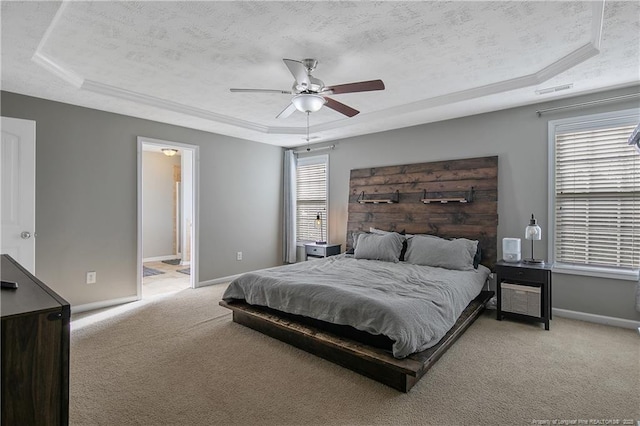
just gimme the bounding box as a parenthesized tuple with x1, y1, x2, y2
(230, 58, 385, 119)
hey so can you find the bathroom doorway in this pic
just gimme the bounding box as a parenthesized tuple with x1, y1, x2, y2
(137, 137, 199, 298)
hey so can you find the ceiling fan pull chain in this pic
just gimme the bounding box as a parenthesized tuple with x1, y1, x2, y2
(306, 112, 310, 151)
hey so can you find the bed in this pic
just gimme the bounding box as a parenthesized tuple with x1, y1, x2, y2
(220, 156, 498, 392)
(221, 232, 493, 391)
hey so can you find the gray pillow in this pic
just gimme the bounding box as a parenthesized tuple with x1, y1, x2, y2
(354, 232, 404, 263)
(404, 235, 477, 270)
(350, 231, 369, 251)
(456, 237, 481, 265)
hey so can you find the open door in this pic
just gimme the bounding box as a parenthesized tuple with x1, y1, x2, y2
(1, 117, 36, 273)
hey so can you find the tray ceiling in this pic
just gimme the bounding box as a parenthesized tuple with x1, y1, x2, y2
(2, 1, 638, 147)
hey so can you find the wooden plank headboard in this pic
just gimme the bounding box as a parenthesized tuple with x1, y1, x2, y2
(347, 156, 498, 269)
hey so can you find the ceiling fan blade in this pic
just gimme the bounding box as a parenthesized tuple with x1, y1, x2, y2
(283, 59, 311, 88)
(276, 103, 297, 119)
(325, 79, 385, 95)
(230, 88, 292, 94)
(323, 97, 359, 117)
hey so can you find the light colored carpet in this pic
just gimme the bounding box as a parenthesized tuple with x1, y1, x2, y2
(70, 284, 639, 426)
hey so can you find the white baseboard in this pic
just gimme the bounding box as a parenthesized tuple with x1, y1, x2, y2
(553, 308, 640, 330)
(72, 295, 139, 314)
(197, 274, 242, 288)
(72, 275, 237, 313)
(143, 254, 180, 263)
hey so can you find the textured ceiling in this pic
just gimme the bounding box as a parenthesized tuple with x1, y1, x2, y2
(2, 1, 639, 147)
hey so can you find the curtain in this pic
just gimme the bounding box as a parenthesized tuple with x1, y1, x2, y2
(283, 149, 297, 263)
(628, 122, 640, 153)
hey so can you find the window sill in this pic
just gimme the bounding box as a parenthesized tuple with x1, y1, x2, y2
(552, 263, 639, 282)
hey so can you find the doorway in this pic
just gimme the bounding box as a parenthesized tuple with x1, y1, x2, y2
(137, 137, 199, 299)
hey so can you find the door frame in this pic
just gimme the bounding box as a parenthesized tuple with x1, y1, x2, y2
(136, 136, 199, 298)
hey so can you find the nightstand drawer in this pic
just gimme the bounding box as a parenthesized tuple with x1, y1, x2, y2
(496, 266, 547, 283)
(306, 245, 327, 257)
(304, 243, 341, 259)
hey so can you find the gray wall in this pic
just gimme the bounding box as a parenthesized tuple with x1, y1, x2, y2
(318, 86, 640, 321)
(142, 151, 181, 259)
(1, 91, 283, 306)
(3, 87, 638, 321)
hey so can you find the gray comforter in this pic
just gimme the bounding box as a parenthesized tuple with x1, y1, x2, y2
(223, 254, 490, 358)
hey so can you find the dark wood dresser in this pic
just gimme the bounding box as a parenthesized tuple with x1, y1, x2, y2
(1, 254, 70, 425)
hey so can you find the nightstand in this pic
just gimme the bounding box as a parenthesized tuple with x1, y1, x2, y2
(305, 243, 341, 260)
(495, 260, 553, 330)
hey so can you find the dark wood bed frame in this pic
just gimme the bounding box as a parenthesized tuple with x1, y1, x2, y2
(220, 156, 498, 392)
(220, 290, 492, 392)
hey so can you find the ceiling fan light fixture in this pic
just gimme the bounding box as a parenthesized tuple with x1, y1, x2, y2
(161, 148, 178, 157)
(292, 94, 326, 113)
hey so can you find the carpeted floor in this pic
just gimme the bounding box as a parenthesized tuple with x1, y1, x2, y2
(70, 284, 639, 425)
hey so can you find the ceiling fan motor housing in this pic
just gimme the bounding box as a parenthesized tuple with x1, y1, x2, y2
(294, 76, 324, 94)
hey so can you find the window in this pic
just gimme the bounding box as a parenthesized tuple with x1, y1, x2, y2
(296, 155, 328, 243)
(549, 109, 640, 280)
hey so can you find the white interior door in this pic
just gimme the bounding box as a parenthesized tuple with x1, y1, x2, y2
(1, 117, 36, 273)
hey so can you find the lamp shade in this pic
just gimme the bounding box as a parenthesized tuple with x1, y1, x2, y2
(525, 214, 542, 240)
(292, 94, 326, 113)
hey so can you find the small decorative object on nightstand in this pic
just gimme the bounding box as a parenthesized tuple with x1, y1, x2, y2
(502, 238, 521, 262)
(495, 260, 552, 330)
(305, 242, 341, 260)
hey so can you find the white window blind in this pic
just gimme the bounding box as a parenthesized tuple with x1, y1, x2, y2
(296, 156, 327, 242)
(553, 120, 639, 272)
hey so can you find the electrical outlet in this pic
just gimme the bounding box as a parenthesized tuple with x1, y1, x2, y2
(86, 271, 97, 284)
(236, 251, 242, 261)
